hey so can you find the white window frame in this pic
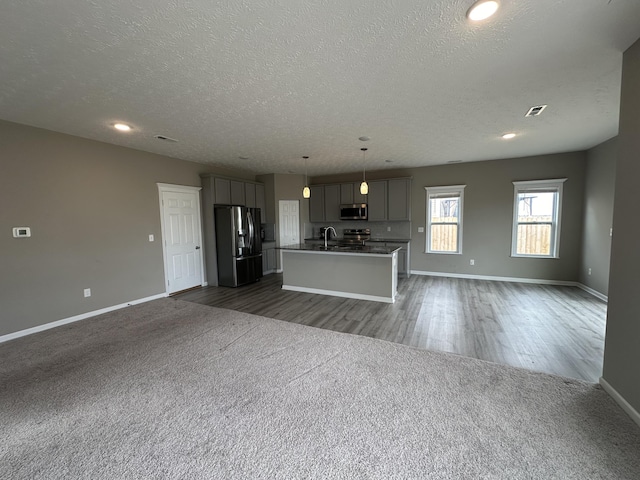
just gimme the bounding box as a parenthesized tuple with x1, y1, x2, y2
(425, 185, 466, 255)
(511, 178, 567, 259)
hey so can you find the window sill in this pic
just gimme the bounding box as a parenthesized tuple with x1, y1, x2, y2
(510, 254, 559, 259)
(426, 251, 462, 255)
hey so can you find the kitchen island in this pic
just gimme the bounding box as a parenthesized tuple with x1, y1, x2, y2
(279, 244, 400, 303)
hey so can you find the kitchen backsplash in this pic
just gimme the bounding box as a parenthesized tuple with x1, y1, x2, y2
(305, 221, 411, 240)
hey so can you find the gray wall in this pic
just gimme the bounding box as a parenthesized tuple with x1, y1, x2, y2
(314, 152, 587, 282)
(580, 137, 617, 295)
(0, 120, 251, 337)
(603, 38, 640, 414)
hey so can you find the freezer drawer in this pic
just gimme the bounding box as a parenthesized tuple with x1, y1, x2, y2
(218, 254, 263, 287)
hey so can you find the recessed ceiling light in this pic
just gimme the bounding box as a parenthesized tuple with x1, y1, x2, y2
(467, 0, 499, 21)
(502, 133, 516, 139)
(359, 136, 370, 142)
(113, 123, 132, 132)
(238, 156, 250, 160)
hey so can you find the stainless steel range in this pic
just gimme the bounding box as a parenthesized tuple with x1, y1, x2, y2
(340, 228, 371, 246)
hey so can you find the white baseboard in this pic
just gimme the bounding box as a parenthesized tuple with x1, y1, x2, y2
(0, 293, 167, 344)
(410, 270, 576, 286)
(600, 377, 640, 428)
(576, 283, 608, 302)
(282, 285, 395, 304)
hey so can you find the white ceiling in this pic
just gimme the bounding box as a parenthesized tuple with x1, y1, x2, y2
(1, 0, 640, 176)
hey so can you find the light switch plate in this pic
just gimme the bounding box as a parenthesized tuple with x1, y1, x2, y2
(149, 234, 154, 242)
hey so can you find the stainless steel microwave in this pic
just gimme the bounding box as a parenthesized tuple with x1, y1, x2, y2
(340, 204, 368, 220)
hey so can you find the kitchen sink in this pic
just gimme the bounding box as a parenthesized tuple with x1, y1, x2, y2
(313, 245, 357, 251)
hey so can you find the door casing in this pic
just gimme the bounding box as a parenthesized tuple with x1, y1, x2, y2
(157, 183, 206, 294)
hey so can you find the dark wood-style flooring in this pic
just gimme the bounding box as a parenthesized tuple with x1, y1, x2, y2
(175, 273, 607, 382)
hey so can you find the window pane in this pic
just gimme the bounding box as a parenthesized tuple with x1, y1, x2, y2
(430, 197, 459, 223)
(517, 191, 555, 221)
(516, 224, 551, 255)
(431, 224, 458, 252)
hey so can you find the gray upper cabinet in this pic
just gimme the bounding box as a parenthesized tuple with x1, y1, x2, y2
(230, 180, 245, 205)
(387, 178, 411, 220)
(245, 183, 256, 208)
(340, 183, 353, 205)
(324, 184, 341, 222)
(367, 180, 388, 221)
(214, 177, 231, 204)
(340, 183, 368, 205)
(309, 185, 325, 223)
(255, 183, 266, 219)
(307, 177, 410, 223)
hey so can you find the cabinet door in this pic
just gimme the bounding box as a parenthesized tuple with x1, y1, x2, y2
(255, 184, 266, 219)
(324, 184, 341, 222)
(230, 180, 245, 205)
(309, 186, 325, 222)
(388, 178, 411, 220)
(368, 181, 387, 221)
(245, 183, 256, 208)
(340, 184, 353, 205)
(267, 248, 277, 271)
(262, 249, 269, 273)
(397, 250, 407, 274)
(214, 178, 231, 204)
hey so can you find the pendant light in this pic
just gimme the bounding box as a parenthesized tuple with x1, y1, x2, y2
(360, 148, 369, 195)
(302, 156, 311, 198)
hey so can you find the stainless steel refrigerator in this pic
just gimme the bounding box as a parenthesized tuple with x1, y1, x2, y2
(214, 205, 263, 287)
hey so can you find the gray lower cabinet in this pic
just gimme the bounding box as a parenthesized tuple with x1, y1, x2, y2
(369, 241, 410, 278)
(262, 242, 277, 274)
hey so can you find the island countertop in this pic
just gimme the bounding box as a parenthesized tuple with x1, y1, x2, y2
(279, 243, 401, 255)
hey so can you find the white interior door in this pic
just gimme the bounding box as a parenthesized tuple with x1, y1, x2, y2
(159, 185, 204, 294)
(279, 200, 300, 247)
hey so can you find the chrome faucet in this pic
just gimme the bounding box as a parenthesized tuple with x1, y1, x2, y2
(324, 226, 337, 249)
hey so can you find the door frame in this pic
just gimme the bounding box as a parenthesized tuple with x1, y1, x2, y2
(157, 183, 206, 294)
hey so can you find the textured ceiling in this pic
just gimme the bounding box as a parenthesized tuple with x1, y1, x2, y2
(1, 0, 640, 176)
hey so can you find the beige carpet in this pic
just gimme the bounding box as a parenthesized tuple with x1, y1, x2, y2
(1, 298, 639, 479)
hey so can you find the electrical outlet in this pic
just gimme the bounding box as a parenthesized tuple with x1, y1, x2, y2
(83, 288, 91, 298)
(149, 234, 154, 242)
(418, 227, 424, 233)
(470, 259, 475, 266)
(387, 226, 391, 232)
(588, 268, 592, 276)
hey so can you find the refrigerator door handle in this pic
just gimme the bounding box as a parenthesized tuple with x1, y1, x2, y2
(247, 210, 254, 251)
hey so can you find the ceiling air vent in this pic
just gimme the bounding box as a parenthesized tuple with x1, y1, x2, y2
(525, 105, 547, 117)
(154, 134, 178, 142)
